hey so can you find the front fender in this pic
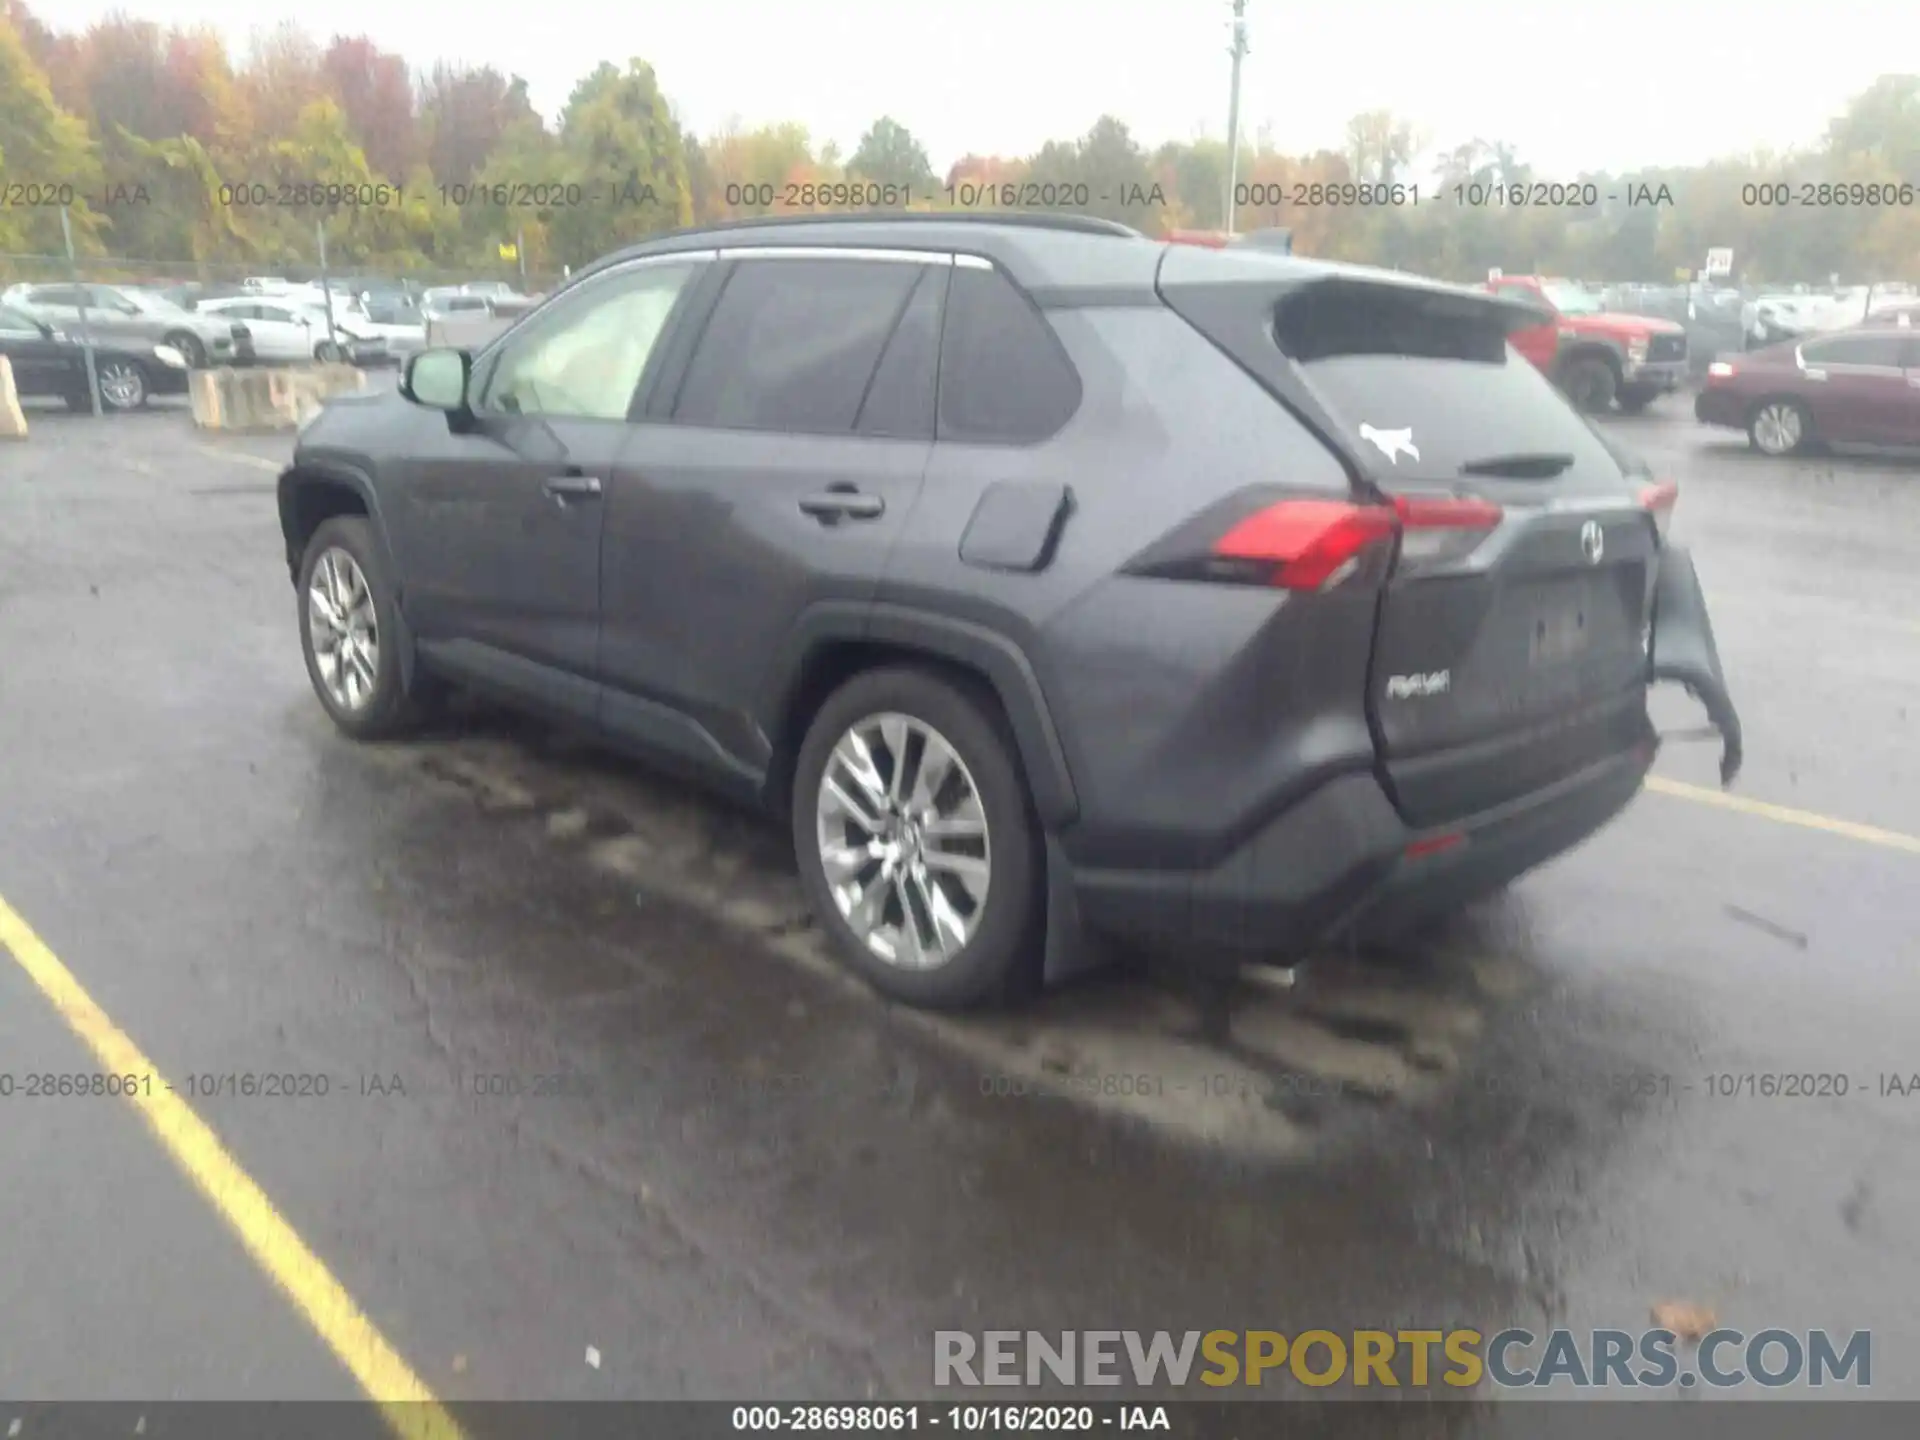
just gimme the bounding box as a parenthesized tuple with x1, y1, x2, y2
(1649, 542, 1743, 786)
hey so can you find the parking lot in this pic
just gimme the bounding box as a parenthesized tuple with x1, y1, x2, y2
(2, 392, 1918, 1411)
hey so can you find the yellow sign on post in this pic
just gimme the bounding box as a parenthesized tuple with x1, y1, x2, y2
(498, 242, 519, 262)
(1675, 268, 1692, 281)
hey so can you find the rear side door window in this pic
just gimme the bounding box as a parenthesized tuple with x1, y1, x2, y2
(1804, 334, 1903, 369)
(855, 266, 947, 441)
(672, 257, 923, 435)
(936, 263, 1081, 443)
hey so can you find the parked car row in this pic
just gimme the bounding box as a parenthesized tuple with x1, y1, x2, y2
(0, 301, 192, 411)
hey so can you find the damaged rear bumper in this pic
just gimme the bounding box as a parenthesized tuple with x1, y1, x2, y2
(1649, 542, 1743, 786)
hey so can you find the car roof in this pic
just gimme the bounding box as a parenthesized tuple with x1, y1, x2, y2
(577, 213, 1164, 298)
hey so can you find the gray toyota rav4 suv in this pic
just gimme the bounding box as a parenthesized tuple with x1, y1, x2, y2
(276, 213, 1742, 1010)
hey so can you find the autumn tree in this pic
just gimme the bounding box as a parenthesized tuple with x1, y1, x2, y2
(418, 62, 536, 188)
(321, 36, 417, 181)
(0, 12, 104, 253)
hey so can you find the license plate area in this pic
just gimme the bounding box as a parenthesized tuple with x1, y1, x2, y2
(1528, 594, 1592, 666)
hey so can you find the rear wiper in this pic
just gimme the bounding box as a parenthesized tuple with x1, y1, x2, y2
(1459, 452, 1576, 478)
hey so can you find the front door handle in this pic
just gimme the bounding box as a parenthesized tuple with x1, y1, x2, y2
(798, 489, 885, 522)
(543, 473, 602, 502)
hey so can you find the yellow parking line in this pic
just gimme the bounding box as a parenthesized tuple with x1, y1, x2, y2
(0, 893, 464, 1439)
(1646, 776, 1920, 856)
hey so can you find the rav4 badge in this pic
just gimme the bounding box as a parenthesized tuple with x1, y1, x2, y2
(1386, 671, 1452, 699)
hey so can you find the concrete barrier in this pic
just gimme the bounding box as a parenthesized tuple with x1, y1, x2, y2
(425, 314, 516, 351)
(190, 363, 368, 431)
(0, 357, 25, 440)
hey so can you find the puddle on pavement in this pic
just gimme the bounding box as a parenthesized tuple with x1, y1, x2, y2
(368, 710, 1544, 1159)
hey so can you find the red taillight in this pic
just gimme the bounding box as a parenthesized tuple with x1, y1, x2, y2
(1213, 500, 1398, 590)
(1405, 831, 1467, 859)
(1639, 481, 1678, 541)
(1210, 494, 1505, 589)
(1706, 361, 1736, 381)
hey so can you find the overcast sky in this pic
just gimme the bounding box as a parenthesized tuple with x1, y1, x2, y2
(45, 0, 1891, 176)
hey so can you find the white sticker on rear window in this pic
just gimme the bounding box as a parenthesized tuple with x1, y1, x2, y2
(1360, 423, 1419, 465)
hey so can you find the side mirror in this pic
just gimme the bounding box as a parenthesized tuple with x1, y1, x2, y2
(403, 348, 472, 414)
(36, 320, 55, 339)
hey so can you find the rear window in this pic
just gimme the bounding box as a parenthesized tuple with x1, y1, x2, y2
(1275, 284, 1625, 483)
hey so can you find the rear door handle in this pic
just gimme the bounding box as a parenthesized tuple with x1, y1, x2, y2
(798, 490, 885, 522)
(542, 473, 602, 502)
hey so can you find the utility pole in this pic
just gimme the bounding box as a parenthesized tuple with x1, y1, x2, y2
(1223, 0, 1250, 236)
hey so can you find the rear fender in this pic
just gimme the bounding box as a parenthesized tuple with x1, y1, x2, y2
(1649, 543, 1743, 786)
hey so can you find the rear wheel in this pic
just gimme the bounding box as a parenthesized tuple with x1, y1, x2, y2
(1616, 385, 1660, 415)
(314, 339, 344, 363)
(792, 668, 1041, 1010)
(1747, 398, 1810, 456)
(1559, 355, 1618, 414)
(162, 330, 207, 369)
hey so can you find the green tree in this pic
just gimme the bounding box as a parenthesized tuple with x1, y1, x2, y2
(547, 59, 692, 264)
(849, 116, 934, 195)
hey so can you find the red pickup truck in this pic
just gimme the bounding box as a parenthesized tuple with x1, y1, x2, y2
(1485, 275, 1689, 414)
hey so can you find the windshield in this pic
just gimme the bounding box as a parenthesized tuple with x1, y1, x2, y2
(1538, 280, 1605, 315)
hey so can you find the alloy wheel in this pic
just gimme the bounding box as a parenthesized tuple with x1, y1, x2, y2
(814, 712, 992, 970)
(307, 548, 380, 711)
(97, 361, 145, 410)
(1753, 402, 1802, 455)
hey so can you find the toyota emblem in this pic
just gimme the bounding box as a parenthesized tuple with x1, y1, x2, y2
(1580, 520, 1605, 565)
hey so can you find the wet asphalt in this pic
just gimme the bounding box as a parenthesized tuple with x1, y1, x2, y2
(0, 392, 1917, 1420)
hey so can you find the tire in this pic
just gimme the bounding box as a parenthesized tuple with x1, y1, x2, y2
(162, 330, 207, 369)
(296, 516, 437, 739)
(1558, 355, 1618, 414)
(1747, 397, 1811, 456)
(792, 667, 1042, 1010)
(1616, 385, 1659, 415)
(93, 357, 148, 412)
(314, 340, 344, 363)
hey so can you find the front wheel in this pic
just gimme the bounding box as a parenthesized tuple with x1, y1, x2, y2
(296, 516, 436, 738)
(313, 339, 345, 363)
(792, 668, 1042, 1010)
(94, 358, 149, 412)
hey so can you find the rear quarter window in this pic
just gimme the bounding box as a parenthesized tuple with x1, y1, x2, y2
(938, 264, 1081, 444)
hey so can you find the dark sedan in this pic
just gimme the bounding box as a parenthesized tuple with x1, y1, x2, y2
(1695, 327, 1920, 454)
(0, 303, 193, 411)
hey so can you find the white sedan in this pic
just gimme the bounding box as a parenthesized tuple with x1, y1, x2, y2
(195, 296, 388, 366)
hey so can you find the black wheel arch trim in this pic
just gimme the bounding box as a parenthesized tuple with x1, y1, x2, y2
(764, 601, 1080, 829)
(277, 460, 422, 690)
